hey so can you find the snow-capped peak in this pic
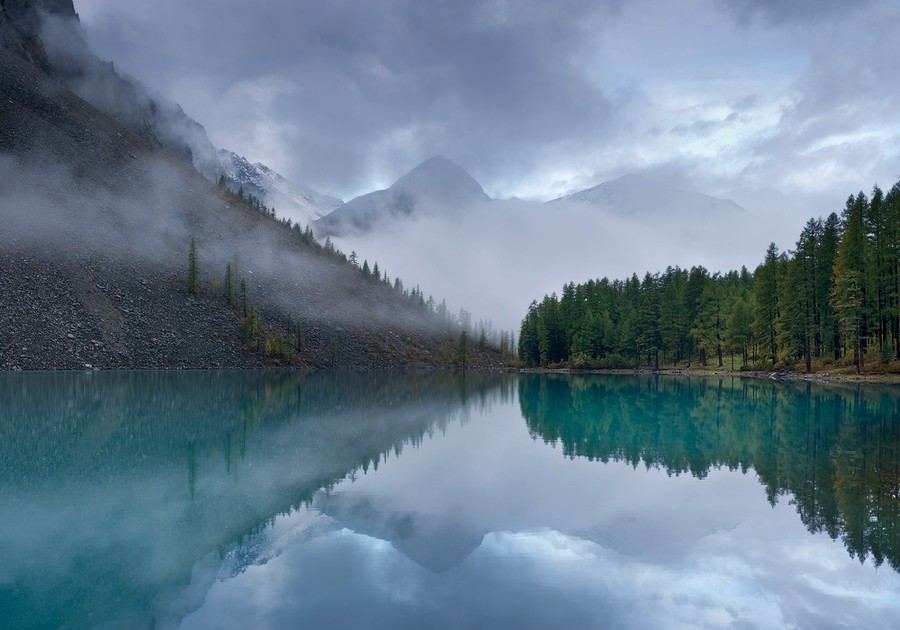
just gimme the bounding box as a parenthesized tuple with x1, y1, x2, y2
(217, 150, 342, 226)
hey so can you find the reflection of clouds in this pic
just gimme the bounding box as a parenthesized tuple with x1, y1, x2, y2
(338, 403, 766, 565)
(173, 384, 900, 629)
(180, 519, 900, 630)
(476, 530, 787, 629)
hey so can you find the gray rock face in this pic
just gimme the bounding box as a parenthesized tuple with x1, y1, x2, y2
(0, 0, 75, 70)
(0, 0, 220, 179)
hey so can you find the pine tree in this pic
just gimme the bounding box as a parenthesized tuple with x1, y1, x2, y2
(692, 278, 726, 367)
(833, 193, 870, 372)
(457, 330, 469, 368)
(818, 213, 842, 359)
(885, 184, 900, 358)
(519, 301, 541, 365)
(295, 322, 304, 352)
(659, 268, 688, 365)
(754, 243, 780, 366)
(637, 273, 662, 368)
(726, 297, 753, 367)
(781, 220, 820, 371)
(224, 262, 233, 304)
(187, 237, 199, 296)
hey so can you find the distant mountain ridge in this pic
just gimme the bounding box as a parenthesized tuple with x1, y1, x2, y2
(553, 173, 745, 216)
(217, 150, 343, 226)
(315, 155, 491, 236)
(316, 158, 744, 237)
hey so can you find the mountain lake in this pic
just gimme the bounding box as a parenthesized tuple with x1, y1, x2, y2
(1, 370, 898, 629)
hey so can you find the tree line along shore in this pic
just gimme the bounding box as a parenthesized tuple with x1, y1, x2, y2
(518, 181, 900, 379)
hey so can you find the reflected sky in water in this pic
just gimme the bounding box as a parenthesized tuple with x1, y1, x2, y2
(1, 372, 898, 629)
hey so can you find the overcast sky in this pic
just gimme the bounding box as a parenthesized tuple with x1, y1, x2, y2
(75, 0, 900, 220)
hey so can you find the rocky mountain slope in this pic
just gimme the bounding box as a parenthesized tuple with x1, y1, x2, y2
(1, 0, 222, 178)
(315, 155, 490, 237)
(217, 149, 342, 227)
(0, 41, 499, 369)
(1, 0, 344, 226)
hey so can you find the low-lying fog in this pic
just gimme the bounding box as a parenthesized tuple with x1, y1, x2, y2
(334, 198, 784, 332)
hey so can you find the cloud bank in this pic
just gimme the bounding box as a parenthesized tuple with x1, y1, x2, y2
(72, 0, 900, 220)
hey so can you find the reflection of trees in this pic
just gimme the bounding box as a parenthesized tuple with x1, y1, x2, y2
(519, 374, 900, 570)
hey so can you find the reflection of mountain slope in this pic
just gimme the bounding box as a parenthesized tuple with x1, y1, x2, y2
(0, 371, 511, 630)
(316, 492, 486, 573)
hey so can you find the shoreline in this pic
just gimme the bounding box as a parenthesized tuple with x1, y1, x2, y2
(516, 366, 900, 385)
(3, 364, 899, 385)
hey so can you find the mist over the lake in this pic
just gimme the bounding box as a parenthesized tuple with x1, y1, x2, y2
(334, 195, 779, 332)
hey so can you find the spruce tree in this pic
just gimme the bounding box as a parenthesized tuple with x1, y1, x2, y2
(224, 262, 233, 304)
(187, 238, 199, 296)
(753, 243, 780, 366)
(457, 330, 469, 368)
(832, 193, 870, 371)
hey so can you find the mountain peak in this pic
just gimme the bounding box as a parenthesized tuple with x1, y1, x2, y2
(217, 149, 342, 225)
(315, 156, 490, 237)
(392, 156, 487, 201)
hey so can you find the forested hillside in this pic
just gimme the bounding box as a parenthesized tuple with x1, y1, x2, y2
(519, 182, 900, 373)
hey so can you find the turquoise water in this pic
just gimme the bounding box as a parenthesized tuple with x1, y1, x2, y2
(1, 371, 898, 629)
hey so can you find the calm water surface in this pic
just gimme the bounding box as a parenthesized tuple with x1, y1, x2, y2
(1, 371, 898, 629)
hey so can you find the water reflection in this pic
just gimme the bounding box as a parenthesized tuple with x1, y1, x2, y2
(519, 374, 900, 570)
(2, 371, 899, 629)
(0, 370, 512, 630)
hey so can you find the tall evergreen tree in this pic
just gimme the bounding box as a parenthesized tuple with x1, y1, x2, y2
(239, 278, 248, 317)
(832, 193, 871, 371)
(187, 237, 199, 296)
(726, 296, 753, 367)
(818, 213, 842, 359)
(224, 262, 233, 304)
(753, 243, 780, 366)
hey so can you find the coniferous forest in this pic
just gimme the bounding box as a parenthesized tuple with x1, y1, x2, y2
(519, 182, 900, 373)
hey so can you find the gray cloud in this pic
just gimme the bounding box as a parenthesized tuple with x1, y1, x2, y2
(720, 0, 872, 26)
(77, 0, 621, 195)
(74, 0, 900, 223)
(731, 8, 900, 210)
